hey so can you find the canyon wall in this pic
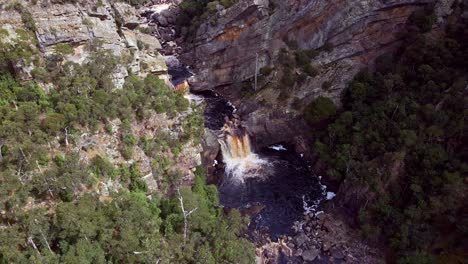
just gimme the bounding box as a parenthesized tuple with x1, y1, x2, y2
(184, 0, 457, 149)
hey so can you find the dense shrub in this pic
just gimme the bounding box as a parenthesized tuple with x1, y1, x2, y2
(314, 19, 467, 261)
(304, 96, 336, 124)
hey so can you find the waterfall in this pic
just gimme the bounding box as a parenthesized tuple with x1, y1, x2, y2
(219, 120, 267, 184)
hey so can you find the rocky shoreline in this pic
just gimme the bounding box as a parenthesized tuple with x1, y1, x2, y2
(255, 207, 382, 263)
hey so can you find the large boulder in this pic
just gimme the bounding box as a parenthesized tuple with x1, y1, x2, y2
(113, 2, 143, 29)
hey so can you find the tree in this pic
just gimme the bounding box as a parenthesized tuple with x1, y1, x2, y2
(304, 96, 336, 124)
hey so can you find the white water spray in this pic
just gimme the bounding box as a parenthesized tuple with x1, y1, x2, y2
(219, 121, 267, 184)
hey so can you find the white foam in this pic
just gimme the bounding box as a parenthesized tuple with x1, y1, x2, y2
(219, 133, 267, 184)
(221, 151, 267, 184)
(227, 101, 237, 113)
(302, 195, 321, 215)
(269, 144, 287, 151)
(326, 192, 336, 200)
(184, 93, 204, 104)
(152, 4, 171, 13)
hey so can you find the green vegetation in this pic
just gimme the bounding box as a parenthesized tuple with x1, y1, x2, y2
(0, 165, 255, 263)
(304, 96, 336, 125)
(314, 19, 467, 262)
(53, 43, 74, 56)
(274, 48, 320, 99)
(12, 3, 37, 32)
(0, 23, 254, 262)
(409, 4, 437, 33)
(322, 80, 332, 90)
(259, 66, 274, 76)
(0, 28, 38, 73)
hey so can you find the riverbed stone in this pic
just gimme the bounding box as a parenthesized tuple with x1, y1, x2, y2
(302, 248, 320, 261)
(295, 233, 308, 247)
(323, 241, 332, 252)
(331, 247, 345, 260)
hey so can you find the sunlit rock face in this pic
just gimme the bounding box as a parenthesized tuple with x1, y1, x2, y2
(0, 0, 169, 87)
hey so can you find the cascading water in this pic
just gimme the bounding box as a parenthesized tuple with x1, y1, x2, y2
(218, 120, 267, 184)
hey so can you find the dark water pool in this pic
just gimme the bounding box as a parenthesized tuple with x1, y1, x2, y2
(219, 145, 324, 240)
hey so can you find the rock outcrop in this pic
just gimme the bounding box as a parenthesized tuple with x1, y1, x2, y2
(256, 211, 382, 263)
(0, 0, 170, 87)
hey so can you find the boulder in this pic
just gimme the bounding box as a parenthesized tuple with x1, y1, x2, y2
(160, 7, 179, 24)
(122, 29, 138, 49)
(138, 33, 162, 50)
(157, 15, 168, 26)
(201, 129, 221, 167)
(113, 2, 143, 29)
(295, 233, 308, 247)
(141, 53, 168, 75)
(31, 4, 91, 47)
(302, 248, 320, 262)
(331, 247, 345, 260)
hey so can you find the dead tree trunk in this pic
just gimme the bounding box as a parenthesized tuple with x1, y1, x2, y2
(27, 236, 40, 254)
(36, 160, 54, 198)
(0, 139, 4, 162)
(177, 188, 197, 241)
(64, 127, 69, 146)
(40, 230, 52, 253)
(254, 53, 259, 91)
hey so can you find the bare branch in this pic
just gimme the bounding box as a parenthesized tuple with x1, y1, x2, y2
(177, 188, 197, 241)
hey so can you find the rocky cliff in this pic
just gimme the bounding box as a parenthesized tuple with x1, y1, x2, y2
(183, 0, 457, 149)
(1, 1, 170, 85)
(0, 0, 202, 194)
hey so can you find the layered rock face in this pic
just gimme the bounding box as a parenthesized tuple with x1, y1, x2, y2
(184, 0, 456, 148)
(0, 0, 169, 87)
(0, 0, 202, 193)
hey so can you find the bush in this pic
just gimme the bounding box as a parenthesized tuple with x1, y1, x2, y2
(294, 50, 310, 67)
(304, 96, 336, 124)
(54, 43, 74, 56)
(321, 42, 333, 52)
(410, 6, 436, 33)
(314, 23, 468, 260)
(13, 3, 37, 32)
(220, 0, 237, 8)
(280, 68, 296, 87)
(259, 66, 273, 76)
(303, 64, 318, 77)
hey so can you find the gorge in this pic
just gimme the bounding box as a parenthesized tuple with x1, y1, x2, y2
(174, 0, 467, 262)
(0, 0, 466, 263)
